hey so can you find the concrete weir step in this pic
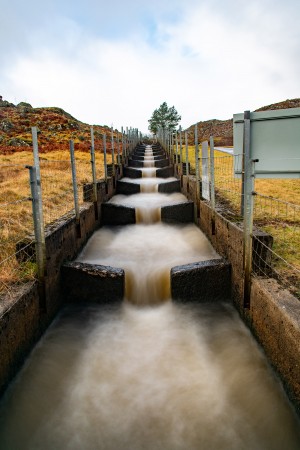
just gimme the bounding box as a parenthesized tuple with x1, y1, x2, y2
(61, 261, 124, 304)
(131, 155, 165, 161)
(123, 166, 174, 178)
(101, 201, 194, 226)
(116, 179, 181, 195)
(61, 258, 231, 305)
(128, 158, 170, 168)
(135, 151, 165, 157)
(171, 259, 231, 303)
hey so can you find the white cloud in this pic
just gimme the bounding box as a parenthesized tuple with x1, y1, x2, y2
(1, 0, 300, 133)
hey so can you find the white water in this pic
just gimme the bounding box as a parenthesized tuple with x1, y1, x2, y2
(0, 145, 299, 449)
(109, 192, 188, 223)
(141, 167, 157, 177)
(1, 301, 299, 449)
(121, 176, 177, 194)
(77, 223, 219, 304)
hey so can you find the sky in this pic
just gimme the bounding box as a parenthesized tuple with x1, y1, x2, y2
(1, 0, 299, 133)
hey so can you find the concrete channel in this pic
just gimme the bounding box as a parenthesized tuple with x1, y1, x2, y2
(0, 142, 300, 448)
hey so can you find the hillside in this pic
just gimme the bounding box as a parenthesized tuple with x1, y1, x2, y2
(1, 96, 300, 152)
(0, 98, 118, 154)
(186, 98, 300, 146)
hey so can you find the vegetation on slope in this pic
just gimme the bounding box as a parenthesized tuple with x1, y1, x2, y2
(185, 98, 300, 147)
(0, 98, 119, 154)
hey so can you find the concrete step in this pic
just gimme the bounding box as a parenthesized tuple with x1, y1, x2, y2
(135, 148, 164, 154)
(116, 179, 181, 195)
(123, 165, 174, 178)
(61, 261, 124, 304)
(101, 201, 194, 226)
(131, 154, 165, 161)
(128, 158, 170, 168)
(171, 259, 231, 303)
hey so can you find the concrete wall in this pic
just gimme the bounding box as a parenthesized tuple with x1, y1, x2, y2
(180, 174, 300, 414)
(1, 159, 300, 417)
(0, 283, 40, 396)
(0, 177, 116, 396)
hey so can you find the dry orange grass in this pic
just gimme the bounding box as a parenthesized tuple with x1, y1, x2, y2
(177, 146, 300, 295)
(0, 148, 114, 296)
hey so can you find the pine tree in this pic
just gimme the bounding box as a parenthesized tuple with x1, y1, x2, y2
(148, 102, 181, 134)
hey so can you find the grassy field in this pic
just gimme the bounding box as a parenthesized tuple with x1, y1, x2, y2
(0, 149, 113, 296)
(0, 145, 299, 298)
(176, 145, 300, 296)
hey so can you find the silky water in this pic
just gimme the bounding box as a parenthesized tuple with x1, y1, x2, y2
(0, 222, 299, 449)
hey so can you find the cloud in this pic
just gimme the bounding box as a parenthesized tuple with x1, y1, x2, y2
(1, 0, 300, 133)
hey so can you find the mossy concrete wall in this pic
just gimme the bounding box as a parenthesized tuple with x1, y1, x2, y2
(0, 177, 117, 396)
(61, 261, 125, 304)
(171, 258, 231, 303)
(180, 174, 300, 414)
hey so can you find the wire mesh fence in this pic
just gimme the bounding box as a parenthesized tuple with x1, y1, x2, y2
(0, 125, 139, 303)
(198, 150, 300, 299)
(0, 164, 36, 301)
(0, 147, 114, 301)
(253, 194, 300, 298)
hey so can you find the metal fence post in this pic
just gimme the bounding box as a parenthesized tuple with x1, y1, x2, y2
(27, 165, 46, 310)
(117, 131, 121, 167)
(195, 124, 199, 185)
(31, 127, 43, 222)
(185, 131, 189, 176)
(209, 136, 216, 211)
(201, 141, 210, 201)
(103, 133, 108, 182)
(240, 111, 251, 217)
(111, 126, 115, 176)
(242, 111, 255, 308)
(90, 126, 98, 218)
(121, 127, 124, 165)
(90, 126, 97, 201)
(175, 131, 179, 172)
(179, 126, 183, 175)
(69, 140, 80, 223)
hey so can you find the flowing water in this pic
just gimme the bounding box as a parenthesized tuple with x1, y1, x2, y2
(77, 223, 219, 304)
(141, 167, 157, 177)
(121, 176, 178, 193)
(109, 192, 188, 223)
(0, 145, 299, 449)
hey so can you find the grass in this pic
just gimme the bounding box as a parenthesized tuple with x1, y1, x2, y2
(1, 144, 299, 298)
(0, 148, 115, 296)
(174, 145, 300, 296)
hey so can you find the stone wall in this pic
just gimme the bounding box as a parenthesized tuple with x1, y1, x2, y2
(180, 174, 300, 414)
(0, 177, 116, 396)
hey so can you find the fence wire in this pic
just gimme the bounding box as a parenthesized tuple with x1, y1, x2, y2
(197, 151, 300, 299)
(253, 194, 300, 298)
(0, 164, 35, 301)
(39, 153, 111, 227)
(0, 149, 112, 301)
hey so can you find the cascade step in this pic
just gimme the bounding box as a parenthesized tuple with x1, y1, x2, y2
(171, 259, 231, 303)
(61, 261, 124, 304)
(123, 166, 174, 178)
(123, 167, 143, 178)
(116, 179, 180, 195)
(101, 201, 195, 226)
(131, 154, 165, 161)
(128, 158, 170, 168)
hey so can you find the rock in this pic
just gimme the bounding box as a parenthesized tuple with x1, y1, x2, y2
(0, 98, 15, 108)
(0, 120, 14, 132)
(7, 138, 30, 147)
(17, 102, 33, 109)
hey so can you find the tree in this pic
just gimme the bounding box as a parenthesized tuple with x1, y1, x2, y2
(148, 102, 181, 134)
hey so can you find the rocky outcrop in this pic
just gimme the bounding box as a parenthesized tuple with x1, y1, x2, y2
(185, 98, 300, 147)
(0, 97, 119, 152)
